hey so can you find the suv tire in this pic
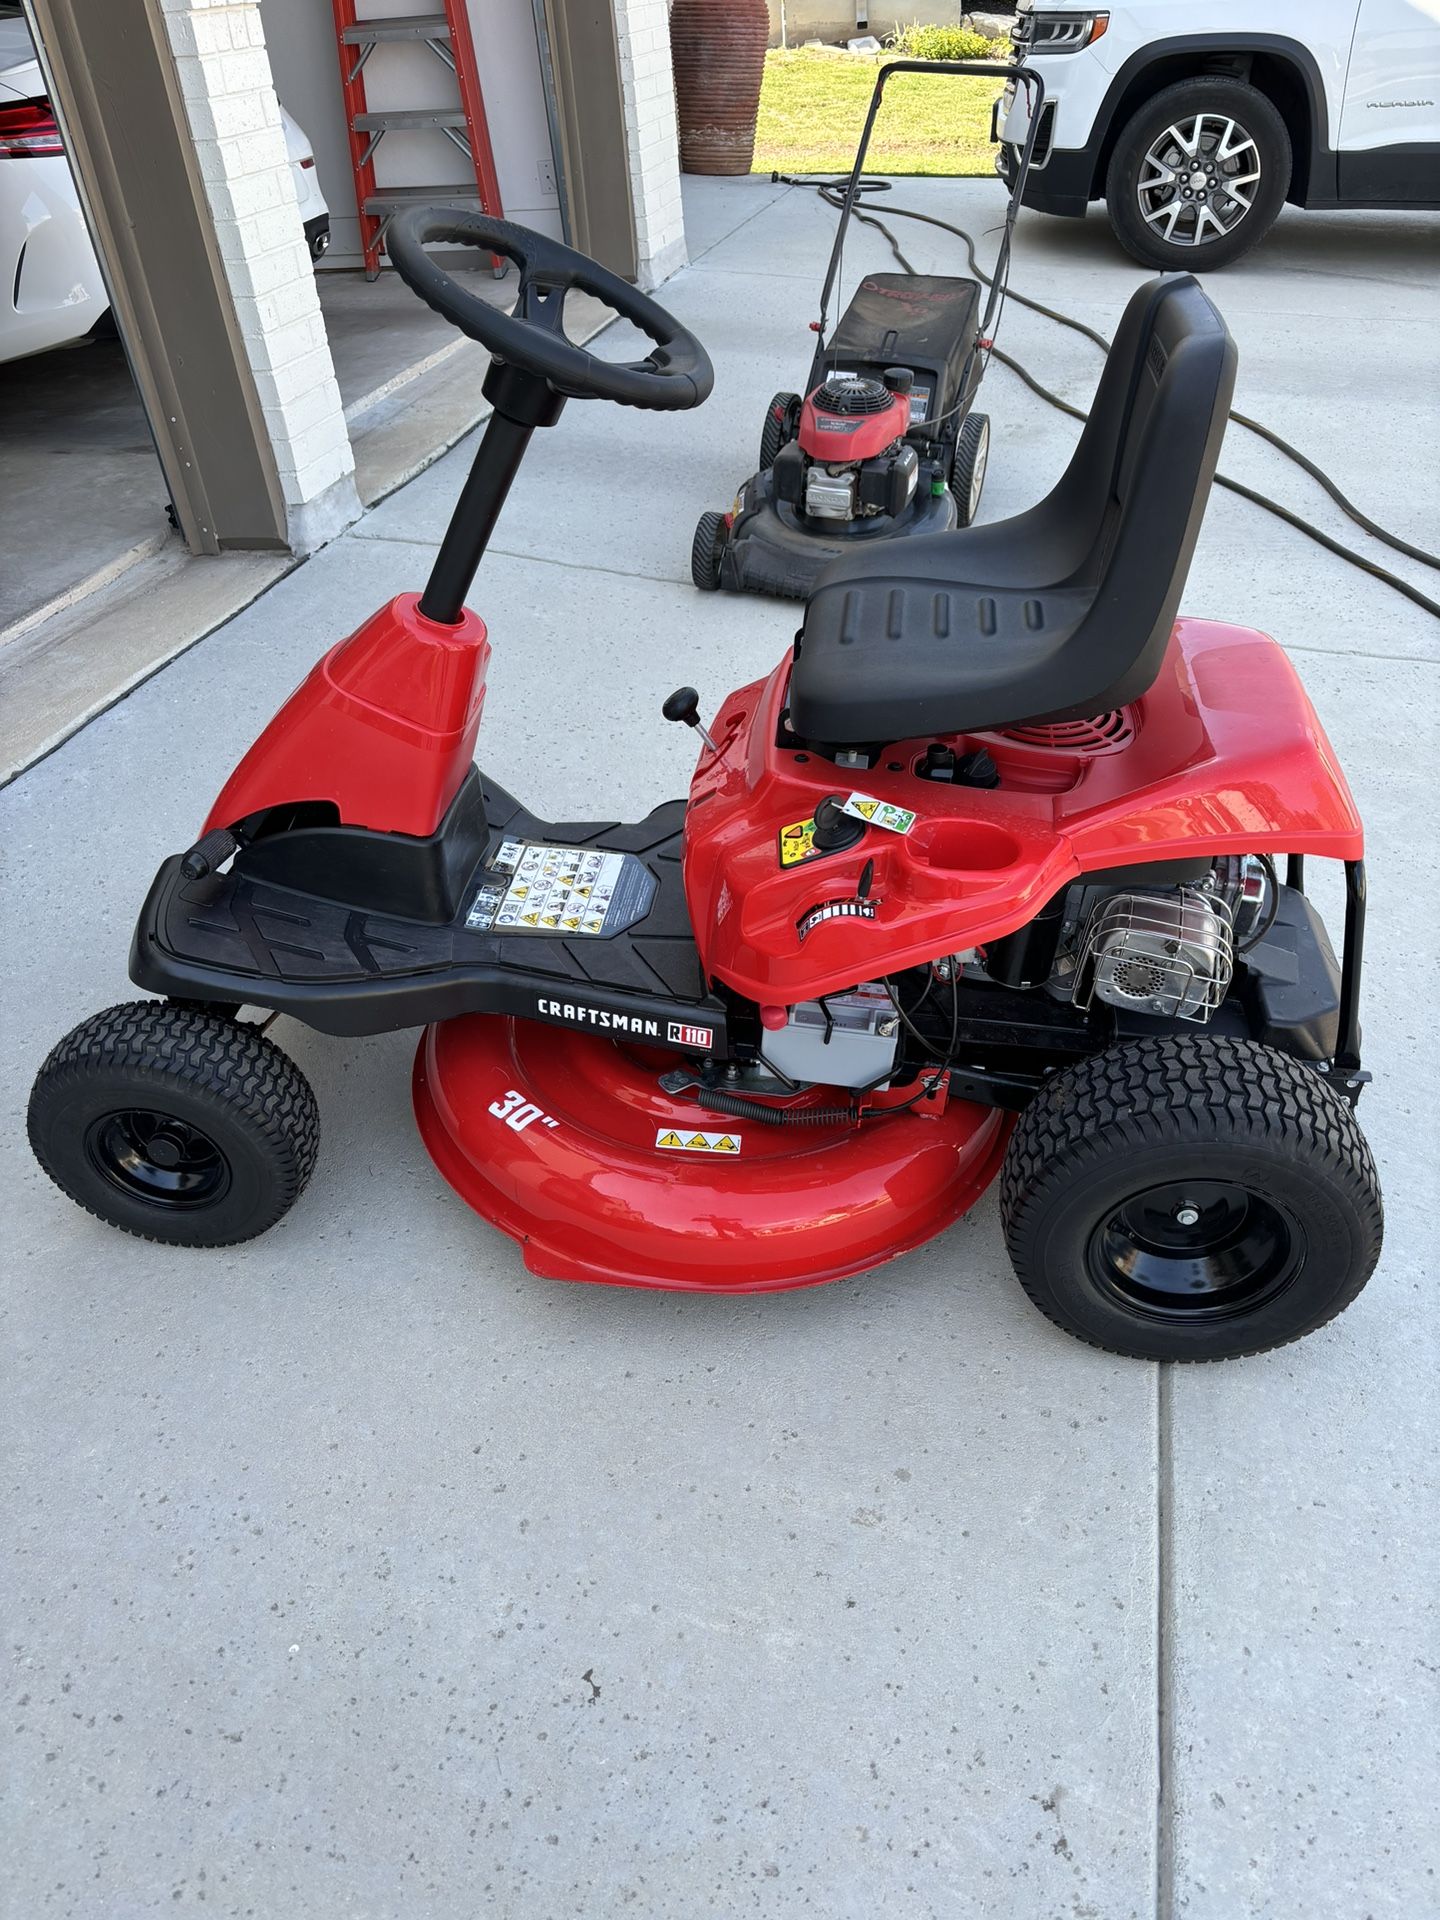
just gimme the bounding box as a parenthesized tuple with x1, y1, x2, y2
(1104, 76, 1291, 271)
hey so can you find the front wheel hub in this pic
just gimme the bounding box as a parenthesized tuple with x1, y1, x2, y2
(84, 1108, 230, 1208)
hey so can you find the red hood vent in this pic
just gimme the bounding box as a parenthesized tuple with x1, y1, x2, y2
(998, 711, 1136, 754)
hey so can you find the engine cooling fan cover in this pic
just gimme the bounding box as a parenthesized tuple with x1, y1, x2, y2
(813, 374, 893, 416)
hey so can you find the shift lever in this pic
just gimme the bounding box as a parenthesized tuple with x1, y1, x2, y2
(662, 686, 719, 754)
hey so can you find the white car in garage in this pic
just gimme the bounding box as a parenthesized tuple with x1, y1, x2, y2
(0, 3, 329, 364)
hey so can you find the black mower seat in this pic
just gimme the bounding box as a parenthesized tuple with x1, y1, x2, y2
(787, 274, 1237, 747)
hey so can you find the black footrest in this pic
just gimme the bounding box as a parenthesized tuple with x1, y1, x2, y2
(130, 780, 727, 1047)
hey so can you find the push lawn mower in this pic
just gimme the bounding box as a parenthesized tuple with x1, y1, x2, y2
(691, 58, 1045, 601)
(28, 213, 1383, 1362)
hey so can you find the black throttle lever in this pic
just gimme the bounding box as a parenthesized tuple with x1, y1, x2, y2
(662, 686, 719, 754)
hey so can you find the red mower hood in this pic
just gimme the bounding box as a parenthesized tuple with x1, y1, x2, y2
(797, 373, 910, 464)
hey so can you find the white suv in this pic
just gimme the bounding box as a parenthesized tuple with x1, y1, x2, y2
(996, 0, 1440, 268)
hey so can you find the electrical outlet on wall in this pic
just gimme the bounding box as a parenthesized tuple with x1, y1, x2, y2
(537, 155, 557, 199)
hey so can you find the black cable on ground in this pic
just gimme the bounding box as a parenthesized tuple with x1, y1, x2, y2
(774, 172, 1440, 619)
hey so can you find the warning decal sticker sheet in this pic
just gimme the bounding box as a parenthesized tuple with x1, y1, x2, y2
(466, 840, 656, 938)
(842, 793, 916, 834)
(655, 1128, 742, 1155)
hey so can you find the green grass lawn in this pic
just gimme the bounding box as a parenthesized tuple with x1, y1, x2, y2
(753, 49, 1006, 177)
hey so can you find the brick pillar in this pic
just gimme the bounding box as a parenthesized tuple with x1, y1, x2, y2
(157, 0, 360, 551)
(612, 0, 688, 290)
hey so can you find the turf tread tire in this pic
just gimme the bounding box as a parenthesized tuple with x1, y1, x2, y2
(1000, 1035, 1382, 1361)
(28, 1000, 320, 1247)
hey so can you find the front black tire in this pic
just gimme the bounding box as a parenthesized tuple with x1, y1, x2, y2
(759, 390, 799, 471)
(951, 412, 990, 527)
(1104, 76, 1291, 271)
(1000, 1036, 1382, 1362)
(28, 1001, 320, 1247)
(691, 510, 726, 591)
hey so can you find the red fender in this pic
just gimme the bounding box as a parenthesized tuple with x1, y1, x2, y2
(205, 594, 490, 838)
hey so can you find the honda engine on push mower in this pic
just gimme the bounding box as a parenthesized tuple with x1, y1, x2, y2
(28, 210, 1382, 1363)
(692, 58, 1046, 600)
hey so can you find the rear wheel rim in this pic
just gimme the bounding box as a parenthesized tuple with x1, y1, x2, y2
(1137, 112, 1261, 246)
(1086, 1178, 1302, 1322)
(85, 1108, 231, 1210)
(965, 421, 989, 518)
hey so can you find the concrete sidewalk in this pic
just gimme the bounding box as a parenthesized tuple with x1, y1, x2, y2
(2, 177, 1436, 1919)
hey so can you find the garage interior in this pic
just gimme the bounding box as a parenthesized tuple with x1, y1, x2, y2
(2, 0, 664, 777)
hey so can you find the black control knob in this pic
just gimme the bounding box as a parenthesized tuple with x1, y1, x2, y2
(811, 795, 865, 852)
(882, 366, 913, 396)
(663, 686, 719, 753)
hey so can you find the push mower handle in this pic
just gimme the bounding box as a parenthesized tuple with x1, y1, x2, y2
(386, 208, 714, 412)
(815, 60, 1046, 344)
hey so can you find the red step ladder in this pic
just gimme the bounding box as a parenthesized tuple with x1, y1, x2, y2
(330, 3, 507, 278)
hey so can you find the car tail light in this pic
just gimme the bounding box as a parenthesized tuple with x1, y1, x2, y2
(300, 155, 315, 169)
(0, 101, 64, 159)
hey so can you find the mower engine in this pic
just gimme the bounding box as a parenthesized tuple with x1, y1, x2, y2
(750, 863, 1273, 1096)
(1038, 856, 1271, 1020)
(775, 370, 919, 525)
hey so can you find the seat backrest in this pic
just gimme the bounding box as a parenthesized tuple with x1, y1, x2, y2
(785, 275, 1237, 749)
(1034, 272, 1236, 713)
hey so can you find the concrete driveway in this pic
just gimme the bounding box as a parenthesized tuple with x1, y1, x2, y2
(2, 177, 1436, 1919)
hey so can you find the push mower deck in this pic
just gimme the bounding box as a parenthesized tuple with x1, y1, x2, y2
(131, 776, 728, 1048)
(719, 465, 957, 600)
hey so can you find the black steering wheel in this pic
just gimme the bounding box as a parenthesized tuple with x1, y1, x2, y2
(386, 208, 713, 412)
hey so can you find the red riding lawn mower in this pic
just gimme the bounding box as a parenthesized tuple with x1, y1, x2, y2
(692, 59, 1046, 600)
(28, 211, 1383, 1362)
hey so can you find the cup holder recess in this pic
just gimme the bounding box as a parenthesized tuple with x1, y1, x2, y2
(909, 819, 1021, 873)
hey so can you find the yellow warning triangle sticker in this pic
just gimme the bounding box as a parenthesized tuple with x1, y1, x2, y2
(783, 823, 807, 840)
(714, 1136, 738, 1152)
(854, 798, 878, 818)
(658, 1131, 684, 1149)
(686, 1133, 711, 1150)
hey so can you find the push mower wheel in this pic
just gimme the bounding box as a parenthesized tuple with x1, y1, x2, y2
(999, 1036, 1383, 1362)
(691, 510, 726, 591)
(28, 1000, 320, 1247)
(759, 391, 799, 471)
(951, 412, 990, 527)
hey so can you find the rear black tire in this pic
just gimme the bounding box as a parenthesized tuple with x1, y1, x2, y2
(1104, 76, 1291, 271)
(1000, 1036, 1383, 1361)
(759, 390, 799, 471)
(691, 510, 726, 591)
(28, 1000, 320, 1247)
(951, 412, 990, 527)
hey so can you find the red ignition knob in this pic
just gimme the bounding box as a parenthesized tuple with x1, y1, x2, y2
(759, 1005, 789, 1031)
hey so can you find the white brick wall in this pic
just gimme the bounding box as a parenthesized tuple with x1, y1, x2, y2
(612, 0, 688, 290)
(156, 0, 359, 549)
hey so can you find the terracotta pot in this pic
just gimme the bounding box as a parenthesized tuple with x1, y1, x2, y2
(670, 0, 770, 176)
